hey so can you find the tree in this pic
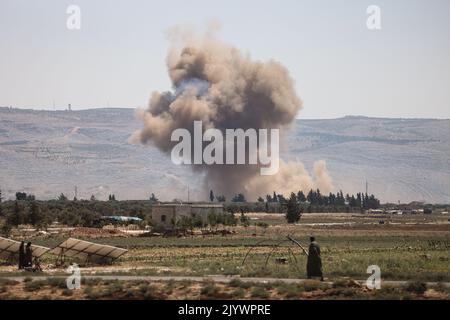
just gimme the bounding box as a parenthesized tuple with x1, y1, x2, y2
(58, 193, 68, 201)
(177, 216, 193, 234)
(7, 201, 23, 226)
(222, 213, 237, 227)
(0, 222, 11, 237)
(15, 192, 35, 201)
(240, 212, 250, 227)
(149, 193, 159, 203)
(28, 201, 41, 226)
(90, 195, 96, 201)
(192, 215, 205, 230)
(297, 191, 306, 202)
(207, 212, 218, 230)
(15, 192, 27, 201)
(232, 193, 246, 203)
(216, 195, 226, 202)
(277, 194, 287, 204)
(286, 192, 301, 224)
(209, 190, 215, 202)
(307, 189, 314, 204)
(349, 195, 358, 207)
(257, 196, 265, 203)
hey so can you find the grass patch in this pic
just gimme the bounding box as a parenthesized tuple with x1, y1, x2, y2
(250, 286, 270, 299)
(24, 280, 47, 292)
(200, 283, 220, 297)
(46, 277, 67, 289)
(231, 288, 246, 299)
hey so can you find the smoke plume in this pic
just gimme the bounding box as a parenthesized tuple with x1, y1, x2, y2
(134, 28, 333, 200)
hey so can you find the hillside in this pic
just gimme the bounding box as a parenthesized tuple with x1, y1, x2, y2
(1, 107, 449, 203)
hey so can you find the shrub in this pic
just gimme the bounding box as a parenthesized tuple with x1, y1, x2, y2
(405, 281, 427, 294)
(46, 277, 66, 289)
(304, 280, 324, 292)
(200, 283, 219, 297)
(251, 286, 270, 299)
(0, 278, 18, 286)
(338, 288, 358, 297)
(83, 286, 93, 296)
(62, 289, 74, 297)
(24, 280, 46, 292)
(107, 281, 123, 294)
(332, 279, 349, 289)
(125, 289, 135, 298)
(82, 278, 102, 286)
(143, 286, 158, 300)
(436, 282, 450, 294)
(137, 283, 158, 299)
(231, 288, 246, 299)
(229, 278, 243, 288)
(276, 284, 301, 299)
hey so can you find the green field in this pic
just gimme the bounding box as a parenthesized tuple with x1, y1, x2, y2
(6, 213, 446, 283)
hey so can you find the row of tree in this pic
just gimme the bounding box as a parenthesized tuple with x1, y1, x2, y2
(7, 188, 380, 210)
(0, 198, 154, 235)
(157, 211, 267, 234)
(218, 189, 380, 210)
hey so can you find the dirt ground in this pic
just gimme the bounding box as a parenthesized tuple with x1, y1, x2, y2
(1, 277, 449, 300)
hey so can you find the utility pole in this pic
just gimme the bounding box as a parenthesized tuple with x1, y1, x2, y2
(366, 181, 368, 195)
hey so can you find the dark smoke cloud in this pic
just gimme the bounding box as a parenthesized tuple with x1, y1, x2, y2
(134, 27, 333, 200)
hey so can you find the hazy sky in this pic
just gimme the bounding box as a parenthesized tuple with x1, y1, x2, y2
(1, 0, 449, 119)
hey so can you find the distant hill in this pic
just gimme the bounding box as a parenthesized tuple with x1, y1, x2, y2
(1, 107, 449, 203)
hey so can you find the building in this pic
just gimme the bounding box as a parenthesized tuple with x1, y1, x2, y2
(151, 203, 224, 227)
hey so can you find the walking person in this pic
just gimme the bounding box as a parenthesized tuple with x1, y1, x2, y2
(18, 241, 25, 270)
(307, 236, 324, 281)
(25, 242, 33, 269)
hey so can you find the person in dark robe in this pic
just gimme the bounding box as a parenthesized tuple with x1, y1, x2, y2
(307, 236, 324, 281)
(25, 242, 33, 268)
(18, 241, 25, 270)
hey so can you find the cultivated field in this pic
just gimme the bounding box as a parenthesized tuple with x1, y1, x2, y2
(1, 213, 449, 300)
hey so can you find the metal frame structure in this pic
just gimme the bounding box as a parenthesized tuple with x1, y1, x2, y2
(0, 237, 50, 263)
(49, 238, 128, 266)
(242, 235, 309, 271)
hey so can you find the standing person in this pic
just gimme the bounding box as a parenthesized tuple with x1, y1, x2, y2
(18, 241, 25, 270)
(25, 242, 33, 268)
(307, 236, 324, 281)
